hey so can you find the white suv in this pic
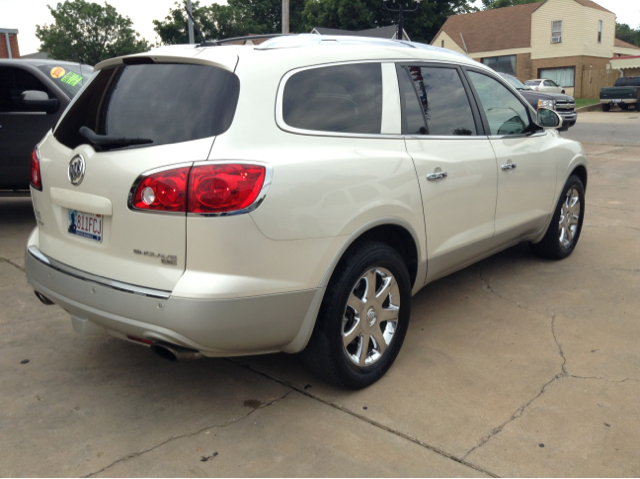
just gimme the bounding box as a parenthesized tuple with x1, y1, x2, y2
(25, 35, 587, 388)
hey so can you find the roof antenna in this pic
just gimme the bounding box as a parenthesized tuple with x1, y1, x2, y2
(184, 5, 209, 46)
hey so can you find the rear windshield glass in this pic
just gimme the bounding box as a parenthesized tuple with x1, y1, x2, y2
(54, 63, 240, 150)
(36, 63, 93, 98)
(524, 80, 539, 86)
(283, 63, 382, 134)
(614, 77, 640, 87)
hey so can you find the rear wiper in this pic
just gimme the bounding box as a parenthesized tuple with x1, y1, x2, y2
(79, 126, 153, 151)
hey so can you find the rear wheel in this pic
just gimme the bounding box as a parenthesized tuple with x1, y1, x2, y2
(304, 241, 411, 389)
(530, 175, 585, 260)
(602, 104, 610, 112)
(620, 103, 629, 111)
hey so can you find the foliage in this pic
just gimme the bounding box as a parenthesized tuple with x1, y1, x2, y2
(36, 0, 150, 65)
(154, 0, 477, 45)
(481, 0, 542, 9)
(616, 23, 640, 48)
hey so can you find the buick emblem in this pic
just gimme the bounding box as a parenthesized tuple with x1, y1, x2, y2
(68, 155, 85, 186)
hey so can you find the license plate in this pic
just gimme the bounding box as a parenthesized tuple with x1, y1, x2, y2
(612, 99, 622, 103)
(68, 210, 103, 242)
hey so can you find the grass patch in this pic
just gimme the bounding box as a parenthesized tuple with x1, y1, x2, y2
(575, 99, 599, 108)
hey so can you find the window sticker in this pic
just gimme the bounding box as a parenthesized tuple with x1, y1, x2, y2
(60, 71, 83, 87)
(51, 67, 66, 78)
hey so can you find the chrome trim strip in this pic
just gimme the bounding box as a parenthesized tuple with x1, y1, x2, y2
(27, 246, 171, 299)
(187, 161, 274, 217)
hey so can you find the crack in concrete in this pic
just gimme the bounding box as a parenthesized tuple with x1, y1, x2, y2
(229, 359, 499, 478)
(82, 390, 292, 478)
(587, 203, 639, 214)
(0, 256, 25, 272)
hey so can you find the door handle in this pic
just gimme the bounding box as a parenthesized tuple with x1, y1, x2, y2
(501, 163, 517, 170)
(427, 171, 448, 181)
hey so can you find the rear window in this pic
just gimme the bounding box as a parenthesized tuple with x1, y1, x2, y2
(524, 80, 539, 86)
(283, 63, 382, 134)
(614, 77, 640, 87)
(36, 63, 93, 98)
(54, 63, 240, 150)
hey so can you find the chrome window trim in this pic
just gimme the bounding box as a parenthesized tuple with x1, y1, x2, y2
(28, 246, 171, 299)
(187, 160, 274, 218)
(276, 58, 486, 140)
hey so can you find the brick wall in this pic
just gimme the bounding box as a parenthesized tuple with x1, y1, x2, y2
(516, 53, 533, 82)
(530, 55, 610, 97)
(0, 33, 20, 58)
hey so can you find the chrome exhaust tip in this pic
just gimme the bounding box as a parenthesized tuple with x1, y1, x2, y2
(34, 291, 55, 305)
(150, 341, 204, 362)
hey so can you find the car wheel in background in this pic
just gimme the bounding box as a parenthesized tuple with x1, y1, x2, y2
(602, 104, 610, 112)
(620, 103, 629, 111)
(530, 175, 585, 260)
(304, 241, 411, 389)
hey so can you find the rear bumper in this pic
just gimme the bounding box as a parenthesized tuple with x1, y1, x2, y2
(25, 245, 320, 356)
(600, 98, 637, 104)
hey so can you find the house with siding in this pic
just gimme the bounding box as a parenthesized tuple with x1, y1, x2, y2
(430, 0, 640, 98)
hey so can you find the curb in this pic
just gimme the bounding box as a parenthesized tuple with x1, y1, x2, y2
(575, 103, 602, 112)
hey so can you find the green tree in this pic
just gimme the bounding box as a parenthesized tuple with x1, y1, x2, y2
(301, 0, 476, 44)
(481, 0, 542, 9)
(36, 0, 150, 65)
(616, 23, 640, 47)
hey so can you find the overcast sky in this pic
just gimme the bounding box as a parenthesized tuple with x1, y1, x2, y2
(2, 0, 639, 56)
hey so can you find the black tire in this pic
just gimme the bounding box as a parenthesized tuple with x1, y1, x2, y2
(530, 175, 585, 260)
(620, 103, 629, 111)
(303, 241, 411, 389)
(602, 104, 610, 112)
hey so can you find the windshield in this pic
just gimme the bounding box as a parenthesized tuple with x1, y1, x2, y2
(36, 63, 94, 98)
(54, 62, 240, 151)
(498, 73, 532, 90)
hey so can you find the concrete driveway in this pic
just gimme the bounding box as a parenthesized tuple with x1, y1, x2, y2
(1, 128, 639, 476)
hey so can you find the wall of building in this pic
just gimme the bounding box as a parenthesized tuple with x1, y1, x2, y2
(0, 33, 20, 58)
(531, 0, 615, 61)
(613, 46, 640, 57)
(432, 31, 468, 55)
(531, 55, 610, 97)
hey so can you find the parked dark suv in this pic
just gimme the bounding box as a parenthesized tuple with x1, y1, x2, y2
(0, 59, 93, 192)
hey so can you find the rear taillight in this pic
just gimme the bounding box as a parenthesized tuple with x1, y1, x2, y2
(130, 164, 267, 215)
(30, 148, 42, 191)
(131, 167, 190, 212)
(188, 164, 266, 214)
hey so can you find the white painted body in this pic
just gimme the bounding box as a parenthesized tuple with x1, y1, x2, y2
(26, 36, 588, 356)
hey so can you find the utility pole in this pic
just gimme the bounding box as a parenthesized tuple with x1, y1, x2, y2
(383, 0, 421, 41)
(282, 0, 290, 34)
(187, 0, 195, 44)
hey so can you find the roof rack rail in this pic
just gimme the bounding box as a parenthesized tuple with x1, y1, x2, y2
(201, 33, 294, 47)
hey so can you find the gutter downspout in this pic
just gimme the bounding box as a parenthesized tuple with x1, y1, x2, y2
(5, 33, 12, 58)
(460, 32, 469, 54)
(616, 68, 624, 78)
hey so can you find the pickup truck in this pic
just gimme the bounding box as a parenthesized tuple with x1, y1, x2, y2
(600, 77, 640, 111)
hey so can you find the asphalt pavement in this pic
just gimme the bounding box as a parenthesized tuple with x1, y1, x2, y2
(1, 117, 639, 477)
(562, 108, 640, 145)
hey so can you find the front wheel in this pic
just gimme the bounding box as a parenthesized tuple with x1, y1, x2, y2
(530, 175, 585, 260)
(304, 241, 411, 389)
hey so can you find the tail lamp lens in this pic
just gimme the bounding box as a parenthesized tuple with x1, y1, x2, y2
(132, 167, 190, 212)
(188, 164, 266, 214)
(30, 148, 42, 190)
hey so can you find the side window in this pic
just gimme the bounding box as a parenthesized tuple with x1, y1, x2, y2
(0, 67, 49, 113)
(398, 65, 477, 136)
(467, 71, 532, 136)
(283, 63, 382, 134)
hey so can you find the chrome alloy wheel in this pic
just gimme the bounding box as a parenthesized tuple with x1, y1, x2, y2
(342, 267, 400, 367)
(559, 187, 581, 248)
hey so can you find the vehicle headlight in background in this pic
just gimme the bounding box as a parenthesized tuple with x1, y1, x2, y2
(538, 99, 556, 110)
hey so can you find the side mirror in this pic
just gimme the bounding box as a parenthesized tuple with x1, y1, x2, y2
(21, 90, 59, 114)
(536, 108, 563, 129)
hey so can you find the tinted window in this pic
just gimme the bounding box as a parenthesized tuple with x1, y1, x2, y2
(36, 63, 93, 98)
(468, 71, 531, 136)
(55, 63, 240, 150)
(283, 63, 382, 134)
(524, 81, 539, 86)
(399, 66, 476, 136)
(0, 67, 50, 112)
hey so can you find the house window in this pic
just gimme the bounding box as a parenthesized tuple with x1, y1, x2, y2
(539, 67, 575, 87)
(481, 55, 517, 76)
(441, 40, 445, 47)
(552, 20, 563, 44)
(598, 20, 603, 43)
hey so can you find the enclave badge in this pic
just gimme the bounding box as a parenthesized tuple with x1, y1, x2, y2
(68, 155, 85, 186)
